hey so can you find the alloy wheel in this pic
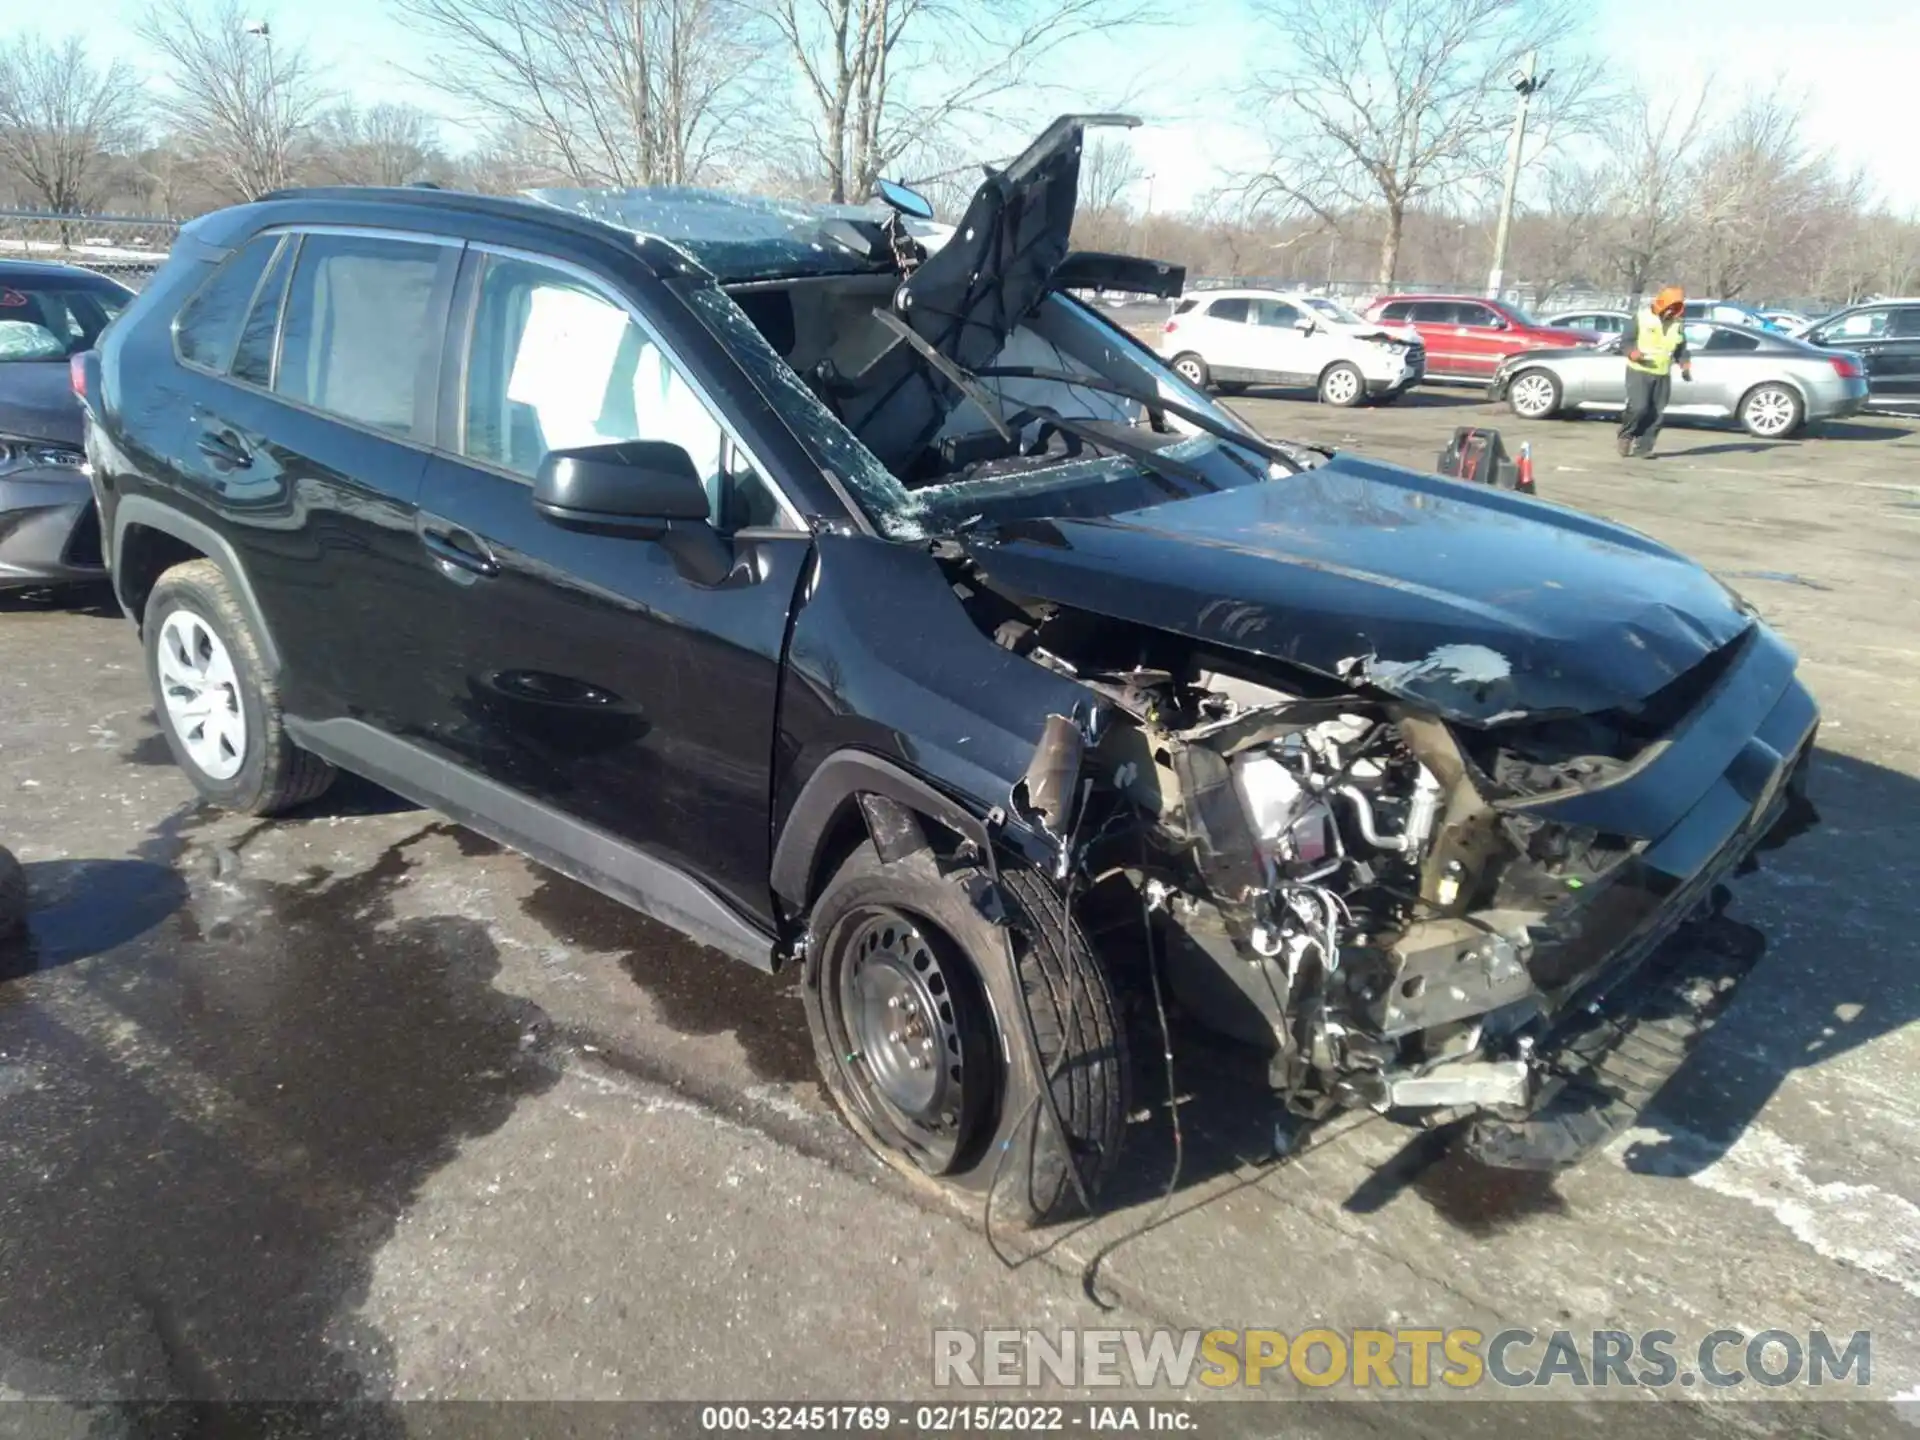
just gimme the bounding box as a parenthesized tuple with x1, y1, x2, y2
(1511, 372, 1557, 418)
(1173, 357, 1206, 388)
(1744, 387, 1797, 437)
(156, 609, 247, 780)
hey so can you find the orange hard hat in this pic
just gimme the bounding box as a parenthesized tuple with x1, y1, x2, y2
(1653, 286, 1685, 317)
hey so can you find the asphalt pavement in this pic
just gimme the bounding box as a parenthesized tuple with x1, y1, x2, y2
(1, 383, 1917, 1433)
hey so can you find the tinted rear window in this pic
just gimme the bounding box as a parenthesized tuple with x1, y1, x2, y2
(174, 236, 279, 372)
(274, 234, 444, 438)
(1207, 297, 1250, 322)
(0, 274, 129, 361)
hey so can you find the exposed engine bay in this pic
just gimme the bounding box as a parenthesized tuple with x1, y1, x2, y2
(931, 566, 1815, 1152)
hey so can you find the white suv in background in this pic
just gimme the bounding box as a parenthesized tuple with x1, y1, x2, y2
(1158, 289, 1425, 405)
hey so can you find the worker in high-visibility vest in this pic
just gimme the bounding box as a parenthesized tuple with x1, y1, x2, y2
(1619, 286, 1692, 457)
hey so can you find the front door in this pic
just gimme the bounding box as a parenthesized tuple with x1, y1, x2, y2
(404, 249, 812, 925)
(1450, 301, 1514, 380)
(1811, 307, 1897, 404)
(1247, 298, 1318, 385)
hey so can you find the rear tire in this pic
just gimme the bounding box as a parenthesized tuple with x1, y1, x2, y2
(144, 559, 335, 816)
(1739, 382, 1803, 438)
(1318, 361, 1366, 407)
(803, 843, 1128, 1226)
(1170, 352, 1211, 392)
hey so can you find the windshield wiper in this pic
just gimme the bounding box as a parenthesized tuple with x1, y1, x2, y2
(872, 308, 1206, 494)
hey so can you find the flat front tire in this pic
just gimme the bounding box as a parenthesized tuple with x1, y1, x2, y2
(144, 559, 335, 815)
(803, 843, 1128, 1226)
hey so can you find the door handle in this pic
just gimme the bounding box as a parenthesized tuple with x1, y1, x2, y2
(196, 428, 253, 469)
(420, 522, 500, 578)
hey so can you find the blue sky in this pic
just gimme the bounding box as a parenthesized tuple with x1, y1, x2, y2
(5, 0, 1917, 214)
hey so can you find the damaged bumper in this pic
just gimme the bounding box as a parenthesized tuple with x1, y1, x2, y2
(1106, 618, 1817, 1162)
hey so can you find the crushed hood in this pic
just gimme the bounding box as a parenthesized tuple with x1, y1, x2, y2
(959, 452, 1755, 725)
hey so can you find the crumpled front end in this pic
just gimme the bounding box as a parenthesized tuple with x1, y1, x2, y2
(984, 586, 1819, 1167)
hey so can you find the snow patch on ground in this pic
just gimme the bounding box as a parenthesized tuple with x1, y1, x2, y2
(1618, 1119, 1920, 1299)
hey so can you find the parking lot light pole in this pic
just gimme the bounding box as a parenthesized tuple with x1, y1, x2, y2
(244, 19, 276, 190)
(1486, 50, 1548, 300)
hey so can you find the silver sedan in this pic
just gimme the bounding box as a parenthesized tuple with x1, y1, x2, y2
(1489, 322, 1869, 438)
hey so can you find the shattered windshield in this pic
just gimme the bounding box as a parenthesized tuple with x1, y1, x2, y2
(678, 280, 928, 533)
(677, 280, 1275, 543)
(526, 187, 903, 283)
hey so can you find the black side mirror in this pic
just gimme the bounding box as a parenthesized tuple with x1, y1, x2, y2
(533, 440, 734, 586)
(533, 440, 710, 536)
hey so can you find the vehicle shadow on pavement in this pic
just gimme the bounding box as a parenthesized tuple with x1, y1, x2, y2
(1329, 745, 1920, 1221)
(0, 858, 188, 982)
(0, 805, 560, 1416)
(1621, 746, 1920, 1178)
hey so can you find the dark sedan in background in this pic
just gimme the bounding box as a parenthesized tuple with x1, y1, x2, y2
(0, 259, 131, 591)
(1799, 299, 1920, 412)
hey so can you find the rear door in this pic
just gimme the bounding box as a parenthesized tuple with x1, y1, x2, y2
(1194, 296, 1256, 376)
(159, 227, 458, 726)
(1408, 301, 1470, 378)
(402, 247, 813, 925)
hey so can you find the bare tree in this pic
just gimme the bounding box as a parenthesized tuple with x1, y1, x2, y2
(138, 0, 326, 201)
(1247, 0, 1589, 286)
(753, 0, 1150, 204)
(1591, 84, 1709, 304)
(1684, 91, 1862, 300)
(386, 0, 769, 187)
(0, 34, 144, 217)
(310, 101, 447, 186)
(1078, 136, 1143, 219)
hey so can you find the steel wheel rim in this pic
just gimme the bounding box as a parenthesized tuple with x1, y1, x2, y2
(1747, 388, 1795, 435)
(1512, 373, 1555, 416)
(1323, 366, 1360, 404)
(1174, 357, 1205, 387)
(156, 609, 246, 780)
(829, 906, 974, 1172)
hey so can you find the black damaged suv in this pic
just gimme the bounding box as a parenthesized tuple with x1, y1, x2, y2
(81, 115, 1817, 1221)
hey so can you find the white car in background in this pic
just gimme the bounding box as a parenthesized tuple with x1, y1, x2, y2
(1158, 288, 1425, 405)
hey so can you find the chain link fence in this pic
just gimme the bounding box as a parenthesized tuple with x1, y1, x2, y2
(0, 210, 179, 290)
